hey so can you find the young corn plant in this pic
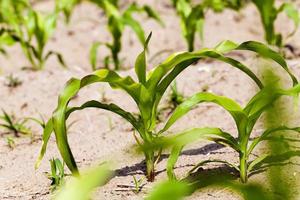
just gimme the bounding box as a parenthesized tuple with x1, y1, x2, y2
(0, 0, 65, 70)
(252, 0, 300, 47)
(89, 0, 163, 70)
(171, 0, 204, 52)
(35, 34, 297, 182)
(172, 0, 244, 51)
(155, 83, 300, 183)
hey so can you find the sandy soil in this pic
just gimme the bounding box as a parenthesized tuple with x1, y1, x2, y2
(0, 0, 300, 199)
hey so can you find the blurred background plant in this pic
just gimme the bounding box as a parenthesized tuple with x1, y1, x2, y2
(0, 0, 66, 70)
(89, 0, 163, 70)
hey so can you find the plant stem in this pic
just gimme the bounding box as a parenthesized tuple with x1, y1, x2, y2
(187, 37, 194, 52)
(112, 52, 120, 70)
(239, 152, 248, 183)
(145, 151, 155, 182)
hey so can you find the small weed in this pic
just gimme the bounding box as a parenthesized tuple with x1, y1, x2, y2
(6, 136, 15, 149)
(0, 109, 32, 137)
(5, 74, 22, 88)
(132, 175, 144, 194)
(46, 158, 65, 192)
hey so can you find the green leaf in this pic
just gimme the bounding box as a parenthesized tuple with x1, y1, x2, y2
(247, 154, 268, 173)
(161, 92, 245, 133)
(134, 33, 152, 84)
(167, 146, 183, 180)
(281, 3, 300, 37)
(66, 100, 140, 131)
(43, 13, 57, 44)
(215, 40, 238, 53)
(35, 119, 54, 169)
(122, 15, 145, 47)
(89, 42, 103, 71)
(236, 41, 298, 85)
(252, 0, 278, 45)
(50, 70, 151, 174)
(44, 51, 67, 68)
(247, 126, 300, 157)
(145, 128, 238, 155)
(147, 47, 263, 94)
(55, 163, 113, 200)
(143, 5, 164, 26)
(55, 0, 79, 23)
(146, 180, 191, 200)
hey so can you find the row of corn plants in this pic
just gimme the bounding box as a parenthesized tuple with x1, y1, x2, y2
(36, 32, 300, 185)
(0, 0, 66, 70)
(1, 0, 298, 70)
(172, 0, 299, 51)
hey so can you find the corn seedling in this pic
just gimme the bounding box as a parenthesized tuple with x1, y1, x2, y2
(172, 0, 244, 51)
(5, 74, 22, 88)
(0, 0, 66, 70)
(46, 158, 65, 192)
(155, 82, 300, 183)
(35, 35, 297, 182)
(0, 109, 32, 137)
(252, 0, 299, 47)
(172, 0, 204, 52)
(89, 0, 163, 70)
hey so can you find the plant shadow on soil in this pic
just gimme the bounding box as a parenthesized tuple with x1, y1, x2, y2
(115, 143, 225, 177)
(114, 142, 300, 193)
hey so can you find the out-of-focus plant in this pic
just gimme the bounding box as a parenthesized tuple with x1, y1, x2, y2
(171, 0, 244, 51)
(55, 0, 81, 23)
(89, 0, 163, 70)
(252, 0, 300, 47)
(0, 0, 66, 70)
(54, 163, 112, 200)
(171, 0, 204, 52)
(5, 74, 22, 88)
(0, 28, 17, 55)
(6, 136, 16, 149)
(35, 37, 297, 182)
(146, 180, 191, 200)
(0, 109, 32, 137)
(146, 177, 275, 200)
(259, 68, 300, 200)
